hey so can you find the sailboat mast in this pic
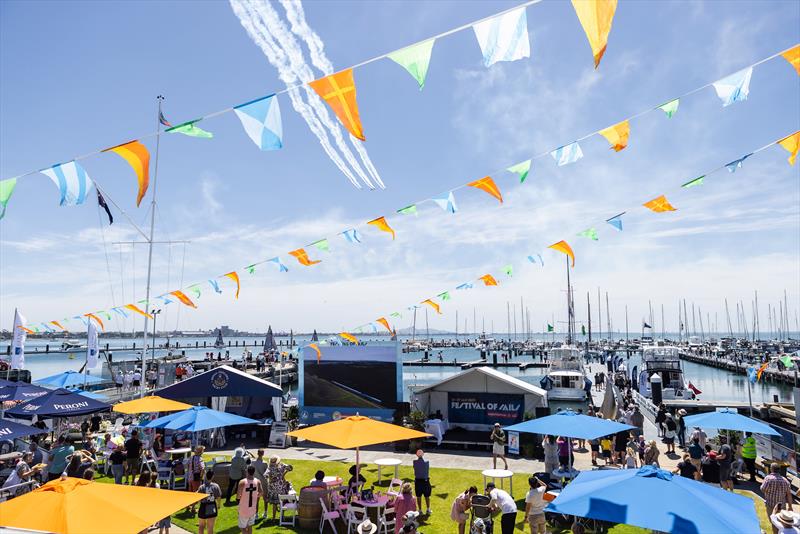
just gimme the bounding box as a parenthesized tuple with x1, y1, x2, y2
(661, 304, 665, 340)
(587, 292, 592, 345)
(597, 288, 602, 340)
(507, 301, 511, 345)
(606, 292, 611, 341)
(565, 255, 573, 345)
(625, 305, 629, 343)
(412, 306, 417, 343)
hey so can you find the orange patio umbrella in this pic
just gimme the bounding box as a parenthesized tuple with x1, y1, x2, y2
(0, 477, 205, 533)
(287, 414, 430, 483)
(113, 395, 192, 414)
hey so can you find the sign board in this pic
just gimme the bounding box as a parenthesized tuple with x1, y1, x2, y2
(507, 431, 520, 455)
(269, 421, 289, 448)
(447, 392, 524, 426)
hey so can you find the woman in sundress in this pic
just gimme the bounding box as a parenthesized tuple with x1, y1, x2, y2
(265, 455, 293, 521)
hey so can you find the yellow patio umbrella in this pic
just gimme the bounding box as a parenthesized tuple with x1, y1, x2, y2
(287, 414, 430, 483)
(0, 476, 205, 533)
(113, 395, 192, 414)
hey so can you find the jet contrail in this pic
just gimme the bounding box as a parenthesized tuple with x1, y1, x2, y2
(230, 0, 383, 189)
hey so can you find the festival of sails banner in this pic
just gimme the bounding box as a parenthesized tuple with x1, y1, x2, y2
(448, 392, 524, 426)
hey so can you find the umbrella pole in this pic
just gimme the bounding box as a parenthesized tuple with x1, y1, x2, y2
(356, 447, 360, 493)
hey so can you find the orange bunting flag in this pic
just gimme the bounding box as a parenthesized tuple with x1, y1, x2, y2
(310, 343, 322, 363)
(781, 45, 800, 75)
(339, 332, 358, 344)
(224, 272, 241, 299)
(367, 216, 396, 240)
(376, 317, 392, 333)
(421, 299, 441, 314)
(571, 0, 618, 68)
(598, 120, 630, 151)
(479, 274, 499, 286)
(289, 248, 321, 266)
(50, 320, 66, 331)
(643, 195, 677, 213)
(548, 240, 576, 267)
(103, 140, 150, 206)
(20, 326, 35, 335)
(468, 176, 503, 203)
(170, 290, 197, 308)
(777, 131, 800, 165)
(124, 304, 153, 319)
(308, 69, 365, 141)
(84, 313, 105, 331)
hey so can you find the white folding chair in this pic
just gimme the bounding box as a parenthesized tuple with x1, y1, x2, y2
(319, 497, 340, 533)
(278, 493, 298, 526)
(345, 504, 367, 534)
(386, 478, 402, 497)
(141, 449, 158, 474)
(379, 505, 396, 534)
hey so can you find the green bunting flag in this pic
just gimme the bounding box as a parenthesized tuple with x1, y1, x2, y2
(581, 325, 586, 335)
(507, 160, 531, 183)
(246, 264, 257, 275)
(311, 239, 330, 252)
(659, 99, 680, 118)
(0, 177, 17, 220)
(397, 204, 417, 216)
(189, 284, 202, 299)
(547, 324, 554, 332)
(390, 312, 402, 318)
(577, 227, 599, 241)
(681, 175, 705, 188)
(387, 39, 435, 90)
(438, 291, 452, 301)
(503, 264, 513, 277)
(167, 120, 214, 138)
(780, 354, 794, 369)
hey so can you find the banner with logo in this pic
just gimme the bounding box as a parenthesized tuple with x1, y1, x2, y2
(86, 320, 99, 369)
(447, 392, 524, 426)
(11, 309, 26, 369)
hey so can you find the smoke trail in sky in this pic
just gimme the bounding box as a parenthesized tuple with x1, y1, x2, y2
(230, 0, 382, 189)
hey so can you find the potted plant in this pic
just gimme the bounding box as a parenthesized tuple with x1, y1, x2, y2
(404, 409, 427, 453)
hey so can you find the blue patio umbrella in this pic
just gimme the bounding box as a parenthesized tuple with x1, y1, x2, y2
(504, 410, 635, 440)
(0, 418, 40, 441)
(546, 465, 760, 534)
(5, 388, 111, 418)
(74, 389, 108, 401)
(0, 382, 50, 402)
(35, 371, 105, 389)
(682, 408, 780, 436)
(143, 406, 259, 432)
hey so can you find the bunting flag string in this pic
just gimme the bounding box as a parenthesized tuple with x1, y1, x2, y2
(681, 175, 705, 188)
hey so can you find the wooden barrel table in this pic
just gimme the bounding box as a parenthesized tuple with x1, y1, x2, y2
(298, 485, 328, 530)
(211, 462, 231, 496)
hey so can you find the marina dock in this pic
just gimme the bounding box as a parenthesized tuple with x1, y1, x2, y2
(680, 350, 799, 386)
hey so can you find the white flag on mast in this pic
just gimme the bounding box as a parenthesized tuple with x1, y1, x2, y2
(87, 320, 99, 369)
(11, 309, 27, 369)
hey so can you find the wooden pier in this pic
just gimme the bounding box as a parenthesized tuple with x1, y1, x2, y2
(680, 351, 799, 386)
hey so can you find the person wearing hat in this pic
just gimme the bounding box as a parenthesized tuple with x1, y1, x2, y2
(770, 505, 800, 534)
(266, 455, 293, 521)
(763, 463, 794, 534)
(663, 413, 677, 454)
(357, 518, 378, 534)
(489, 423, 508, 470)
(486, 481, 517, 534)
(700, 447, 720, 484)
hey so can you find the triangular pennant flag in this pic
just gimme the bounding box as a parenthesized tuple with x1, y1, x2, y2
(289, 248, 321, 266)
(209, 279, 222, 294)
(0, 178, 17, 220)
(503, 264, 513, 277)
(309, 343, 322, 363)
(479, 274, 498, 286)
(311, 239, 330, 252)
(605, 212, 624, 231)
(98, 311, 112, 321)
(725, 154, 752, 172)
(224, 272, 240, 299)
(468, 176, 503, 203)
(41, 161, 94, 206)
(547, 324, 554, 332)
(124, 304, 153, 319)
(712, 67, 753, 107)
(437, 291, 452, 301)
(390, 312, 402, 318)
(658, 99, 680, 118)
(777, 131, 800, 166)
(156, 295, 174, 305)
(308, 69, 365, 141)
(367, 216, 395, 239)
(421, 299, 441, 314)
(577, 227, 599, 241)
(397, 205, 418, 216)
(781, 45, 800, 75)
(456, 282, 474, 290)
(432, 191, 457, 213)
(527, 255, 537, 264)
(598, 120, 630, 151)
(549, 240, 575, 267)
(233, 94, 283, 150)
(571, 0, 618, 68)
(171, 290, 197, 308)
(50, 320, 66, 331)
(111, 307, 128, 318)
(188, 284, 202, 299)
(551, 142, 584, 166)
(387, 39, 435, 89)
(681, 175, 705, 188)
(103, 140, 150, 207)
(342, 228, 362, 243)
(643, 195, 677, 212)
(507, 160, 531, 183)
(246, 264, 257, 275)
(472, 6, 530, 67)
(376, 317, 392, 333)
(339, 332, 358, 344)
(268, 257, 289, 273)
(166, 119, 213, 138)
(84, 313, 105, 331)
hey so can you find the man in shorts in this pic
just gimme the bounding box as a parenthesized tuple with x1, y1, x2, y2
(525, 476, 547, 534)
(124, 430, 142, 485)
(412, 449, 432, 515)
(237, 465, 263, 534)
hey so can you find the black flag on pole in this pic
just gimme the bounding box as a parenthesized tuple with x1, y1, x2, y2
(97, 190, 113, 225)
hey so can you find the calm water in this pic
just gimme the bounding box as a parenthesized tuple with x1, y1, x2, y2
(4, 334, 793, 404)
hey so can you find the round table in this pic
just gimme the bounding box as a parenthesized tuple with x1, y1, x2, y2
(550, 468, 579, 487)
(308, 475, 343, 488)
(354, 495, 391, 522)
(165, 447, 191, 457)
(375, 458, 402, 484)
(482, 468, 514, 497)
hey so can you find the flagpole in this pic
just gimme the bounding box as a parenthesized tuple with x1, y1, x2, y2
(140, 95, 164, 399)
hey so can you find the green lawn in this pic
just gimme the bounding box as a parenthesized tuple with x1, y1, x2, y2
(95, 458, 770, 533)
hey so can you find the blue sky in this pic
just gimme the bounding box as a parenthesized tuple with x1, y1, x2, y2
(1, 0, 798, 335)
